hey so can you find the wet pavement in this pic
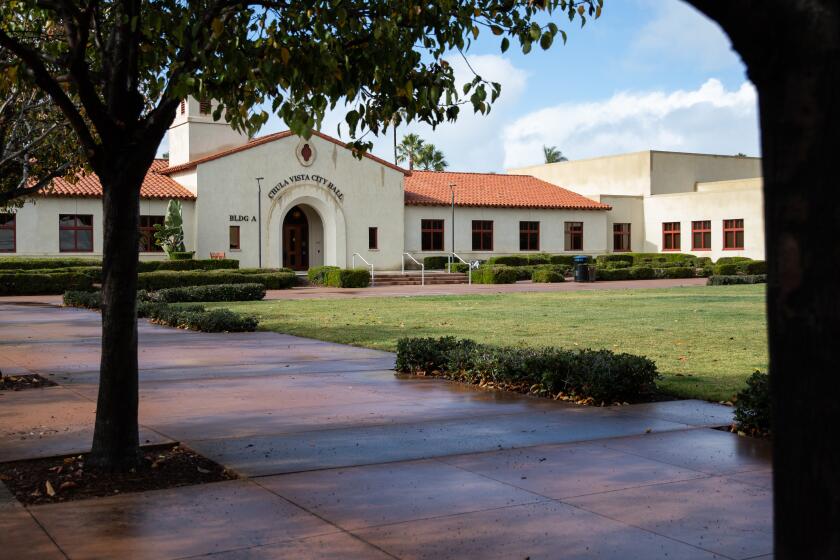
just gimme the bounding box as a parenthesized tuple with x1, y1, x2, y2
(0, 301, 772, 559)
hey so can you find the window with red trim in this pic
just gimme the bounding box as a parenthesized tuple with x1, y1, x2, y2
(421, 219, 444, 251)
(59, 214, 93, 252)
(520, 221, 540, 251)
(471, 220, 493, 251)
(691, 220, 711, 251)
(613, 223, 631, 252)
(564, 221, 583, 251)
(229, 226, 241, 250)
(723, 219, 744, 250)
(138, 215, 164, 252)
(0, 213, 15, 253)
(368, 227, 378, 250)
(662, 222, 681, 251)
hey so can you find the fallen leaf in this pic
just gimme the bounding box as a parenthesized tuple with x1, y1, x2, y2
(45, 480, 56, 497)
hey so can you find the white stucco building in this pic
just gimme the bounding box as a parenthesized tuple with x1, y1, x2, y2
(1, 99, 765, 267)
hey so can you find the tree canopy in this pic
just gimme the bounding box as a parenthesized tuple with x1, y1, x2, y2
(416, 143, 448, 171)
(543, 145, 568, 163)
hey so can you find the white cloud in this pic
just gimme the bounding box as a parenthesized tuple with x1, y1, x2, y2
(625, 0, 743, 73)
(502, 78, 759, 169)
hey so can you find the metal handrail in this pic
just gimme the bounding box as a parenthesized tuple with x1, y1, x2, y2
(402, 253, 425, 286)
(352, 253, 375, 287)
(447, 252, 475, 285)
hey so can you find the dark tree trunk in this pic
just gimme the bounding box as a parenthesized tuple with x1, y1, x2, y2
(759, 55, 840, 559)
(683, 2, 840, 556)
(87, 156, 148, 470)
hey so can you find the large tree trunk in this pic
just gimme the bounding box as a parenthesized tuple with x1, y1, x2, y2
(682, 3, 840, 556)
(760, 55, 840, 558)
(87, 158, 147, 470)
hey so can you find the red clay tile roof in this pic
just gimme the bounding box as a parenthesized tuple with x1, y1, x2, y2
(42, 159, 195, 200)
(160, 130, 409, 175)
(404, 171, 611, 210)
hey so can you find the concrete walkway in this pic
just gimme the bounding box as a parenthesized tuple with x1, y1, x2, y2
(266, 277, 708, 300)
(0, 302, 772, 559)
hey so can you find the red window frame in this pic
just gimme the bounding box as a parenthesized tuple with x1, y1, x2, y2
(612, 223, 631, 252)
(471, 220, 493, 251)
(139, 215, 164, 252)
(691, 220, 711, 251)
(0, 213, 15, 253)
(662, 222, 681, 251)
(723, 219, 745, 250)
(229, 225, 241, 250)
(59, 214, 94, 253)
(368, 227, 378, 250)
(564, 221, 583, 251)
(421, 219, 444, 251)
(519, 221, 540, 251)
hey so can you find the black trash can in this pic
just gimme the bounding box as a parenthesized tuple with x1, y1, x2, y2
(573, 255, 594, 282)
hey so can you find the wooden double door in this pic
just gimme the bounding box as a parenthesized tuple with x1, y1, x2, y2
(282, 206, 309, 271)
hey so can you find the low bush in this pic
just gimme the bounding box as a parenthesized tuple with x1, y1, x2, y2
(152, 283, 265, 303)
(707, 274, 767, 285)
(714, 263, 739, 275)
(595, 268, 631, 281)
(0, 257, 101, 271)
(734, 371, 771, 435)
(630, 266, 655, 280)
(473, 265, 518, 284)
(63, 290, 102, 309)
(324, 268, 371, 288)
(486, 255, 528, 267)
(715, 256, 752, 265)
(531, 268, 565, 283)
(599, 259, 633, 269)
(423, 256, 449, 270)
(595, 254, 632, 264)
(657, 266, 696, 279)
(0, 271, 95, 295)
(395, 337, 659, 403)
(447, 262, 470, 273)
(738, 260, 767, 275)
(168, 251, 195, 260)
(137, 259, 240, 272)
(136, 270, 295, 291)
(140, 302, 258, 332)
(308, 265, 340, 286)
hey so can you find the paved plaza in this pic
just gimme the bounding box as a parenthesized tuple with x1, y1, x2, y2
(0, 300, 772, 559)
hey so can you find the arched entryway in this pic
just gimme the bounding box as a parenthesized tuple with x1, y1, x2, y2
(281, 204, 324, 270)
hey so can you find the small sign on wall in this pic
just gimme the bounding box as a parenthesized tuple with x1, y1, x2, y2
(230, 215, 256, 222)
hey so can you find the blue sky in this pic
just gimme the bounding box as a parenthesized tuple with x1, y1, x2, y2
(161, 0, 760, 171)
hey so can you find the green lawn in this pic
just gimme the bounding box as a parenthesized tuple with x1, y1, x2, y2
(213, 284, 768, 402)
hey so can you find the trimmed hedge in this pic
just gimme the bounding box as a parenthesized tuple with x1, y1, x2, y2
(531, 268, 565, 283)
(707, 274, 767, 285)
(0, 271, 95, 295)
(0, 257, 101, 270)
(139, 302, 258, 332)
(63, 290, 102, 309)
(152, 283, 265, 303)
(715, 256, 752, 265)
(136, 270, 295, 291)
(169, 252, 195, 260)
(308, 265, 340, 286)
(738, 260, 766, 275)
(137, 259, 240, 272)
(714, 263, 739, 275)
(473, 265, 518, 284)
(656, 266, 696, 279)
(395, 337, 659, 403)
(423, 256, 449, 270)
(324, 268, 371, 288)
(594, 266, 657, 281)
(734, 371, 771, 435)
(448, 262, 470, 273)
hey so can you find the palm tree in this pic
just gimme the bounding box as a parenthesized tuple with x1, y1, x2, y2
(543, 145, 568, 164)
(416, 143, 448, 171)
(396, 133, 424, 170)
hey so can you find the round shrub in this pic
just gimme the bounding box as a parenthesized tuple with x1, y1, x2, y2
(531, 269, 564, 283)
(308, 265, 340, 286)
(474, 265, 518, 284)
(325, 268, 371, 288)
(423, 256, 449, 270)
(152, 283, 266, 303)
(734, 371, 771, 435)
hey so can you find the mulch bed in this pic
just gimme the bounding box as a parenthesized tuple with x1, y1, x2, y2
(0, 373, 58, 391)
(0, 443, 237, 505)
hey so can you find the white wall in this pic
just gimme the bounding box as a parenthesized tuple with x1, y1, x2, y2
(510, 152, 652, 197)
(5, 197, 195, 260)
(598, 195, 646, 253)
(650, 152, 762, 195)
(403, 205, 609, 260)
(184, 133, 406, 269)
(167, 98, 249, 166)
(643, 184, 765, 260)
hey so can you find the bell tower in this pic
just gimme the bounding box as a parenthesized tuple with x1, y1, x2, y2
(167, 97, 249, 166)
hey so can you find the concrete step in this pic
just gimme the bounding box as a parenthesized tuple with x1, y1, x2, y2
(373, 272, 469, 286)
